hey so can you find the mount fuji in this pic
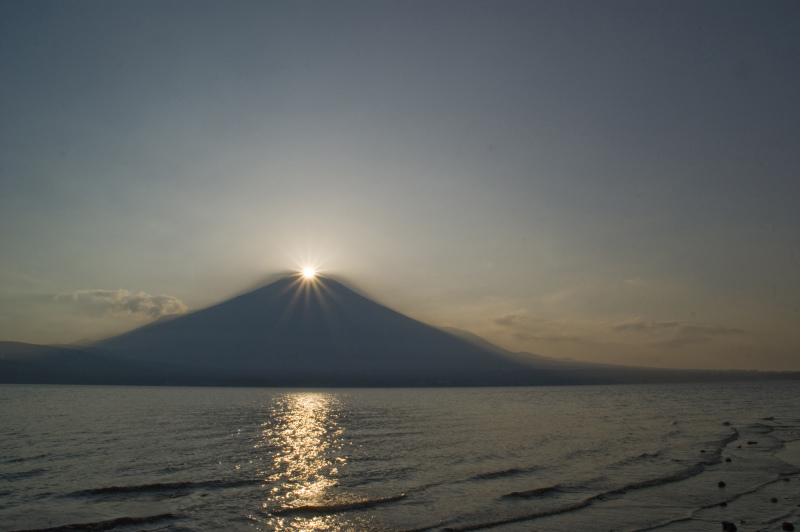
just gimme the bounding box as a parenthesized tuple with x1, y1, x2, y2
(90, 274, 538, 385)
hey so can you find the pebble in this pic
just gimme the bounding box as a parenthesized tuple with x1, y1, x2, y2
(722, 521, 737, 531)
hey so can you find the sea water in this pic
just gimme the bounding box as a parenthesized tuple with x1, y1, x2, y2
(1, 382, 798, 532)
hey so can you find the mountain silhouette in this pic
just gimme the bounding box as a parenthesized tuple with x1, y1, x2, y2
(3, 274, 798, 386)
(91, 274, 538, 385)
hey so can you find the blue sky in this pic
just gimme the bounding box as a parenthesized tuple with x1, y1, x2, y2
(2, 0, 799, 369)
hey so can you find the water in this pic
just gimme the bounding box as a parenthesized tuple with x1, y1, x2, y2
(1, 382, 799, 532)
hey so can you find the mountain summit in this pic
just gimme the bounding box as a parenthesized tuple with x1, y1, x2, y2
(92, 274, 531, 385)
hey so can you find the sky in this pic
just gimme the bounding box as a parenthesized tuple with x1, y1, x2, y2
(1, 0, 799, 370)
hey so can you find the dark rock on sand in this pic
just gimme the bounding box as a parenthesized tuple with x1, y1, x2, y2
(782, 523, 794, 531)
(725, 457, 732, 462)
(722, 521, 737, 531)
(722, 421, 732, 426)
(718, 481, 726, 487)
(771, 497, 778, 503)
(747, 441, 758, 445)
(764, 416, 775, 420)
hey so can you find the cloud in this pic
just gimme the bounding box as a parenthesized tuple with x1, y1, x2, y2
(612, 318, 745, 349)
(53, 289, 188, 320)
(612, 320, 683, 332)
(649, 336, 712, 349)
(488, 309, 590, 345)
(679, 324, 745, 337)
(493, 310, 529, 327)
(512, 331, 585, 343)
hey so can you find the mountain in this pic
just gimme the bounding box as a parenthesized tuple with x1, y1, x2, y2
(0, 341, 166, 385)
(90, 274, 542, 385)
(3, 274, 798, 386)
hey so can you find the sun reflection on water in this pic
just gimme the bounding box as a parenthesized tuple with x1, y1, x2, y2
(258, 393, 345, 530)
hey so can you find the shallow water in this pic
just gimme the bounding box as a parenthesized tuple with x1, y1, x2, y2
(1, 382, 799, 531)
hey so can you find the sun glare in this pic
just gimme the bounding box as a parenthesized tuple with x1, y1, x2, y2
(302, 267, 316, 280)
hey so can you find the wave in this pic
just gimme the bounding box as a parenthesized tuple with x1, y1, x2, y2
(609, 451, 664, 469)
(397, 520, 453, 532)
(0, 469, 46, 482)
(501, 485, 562, 498)
(629, 475, 795, 531)
(443, 498, 593, 531)
(696, 427, 739, 466)
(638, 451, 661, 459)
(749, 422, 775, 435)
(269, 493, 405, 516)
(468, 466, 540, 481)
(717, 428, 741, 447)
(602, 462, 705, 496)
(0, 454, 47, 465)
(70, 478, 263, 497)
(6, 512, 177, 532)
(443, 429, 741, 532)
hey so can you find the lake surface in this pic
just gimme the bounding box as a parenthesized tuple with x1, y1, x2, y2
(1, 382, 799, 531)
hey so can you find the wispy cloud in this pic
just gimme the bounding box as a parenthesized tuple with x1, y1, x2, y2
(612, 320, 684, 332)
(53, 289, 188, 320)
(512, 331, 585, 343)
(612, 318, 745, 349)
(649, 336, 712, 348)
(492, 310, 528, 327)
(491, 309, 589, 345)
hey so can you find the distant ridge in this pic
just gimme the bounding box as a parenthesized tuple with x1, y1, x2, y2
(2, 274, 799, 386)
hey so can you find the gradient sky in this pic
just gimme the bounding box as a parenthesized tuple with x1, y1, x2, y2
(2, 1, 799, 370)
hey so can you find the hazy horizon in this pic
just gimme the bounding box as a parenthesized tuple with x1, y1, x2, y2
(2, 1, 799, 371)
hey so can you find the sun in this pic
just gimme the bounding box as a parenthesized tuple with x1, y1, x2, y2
(302, 267, 316, 280)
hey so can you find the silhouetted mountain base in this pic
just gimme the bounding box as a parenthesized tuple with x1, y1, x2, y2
(2, 341, 798, 387)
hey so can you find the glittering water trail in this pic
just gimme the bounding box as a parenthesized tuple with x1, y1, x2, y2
(250, 392, 343, 530)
